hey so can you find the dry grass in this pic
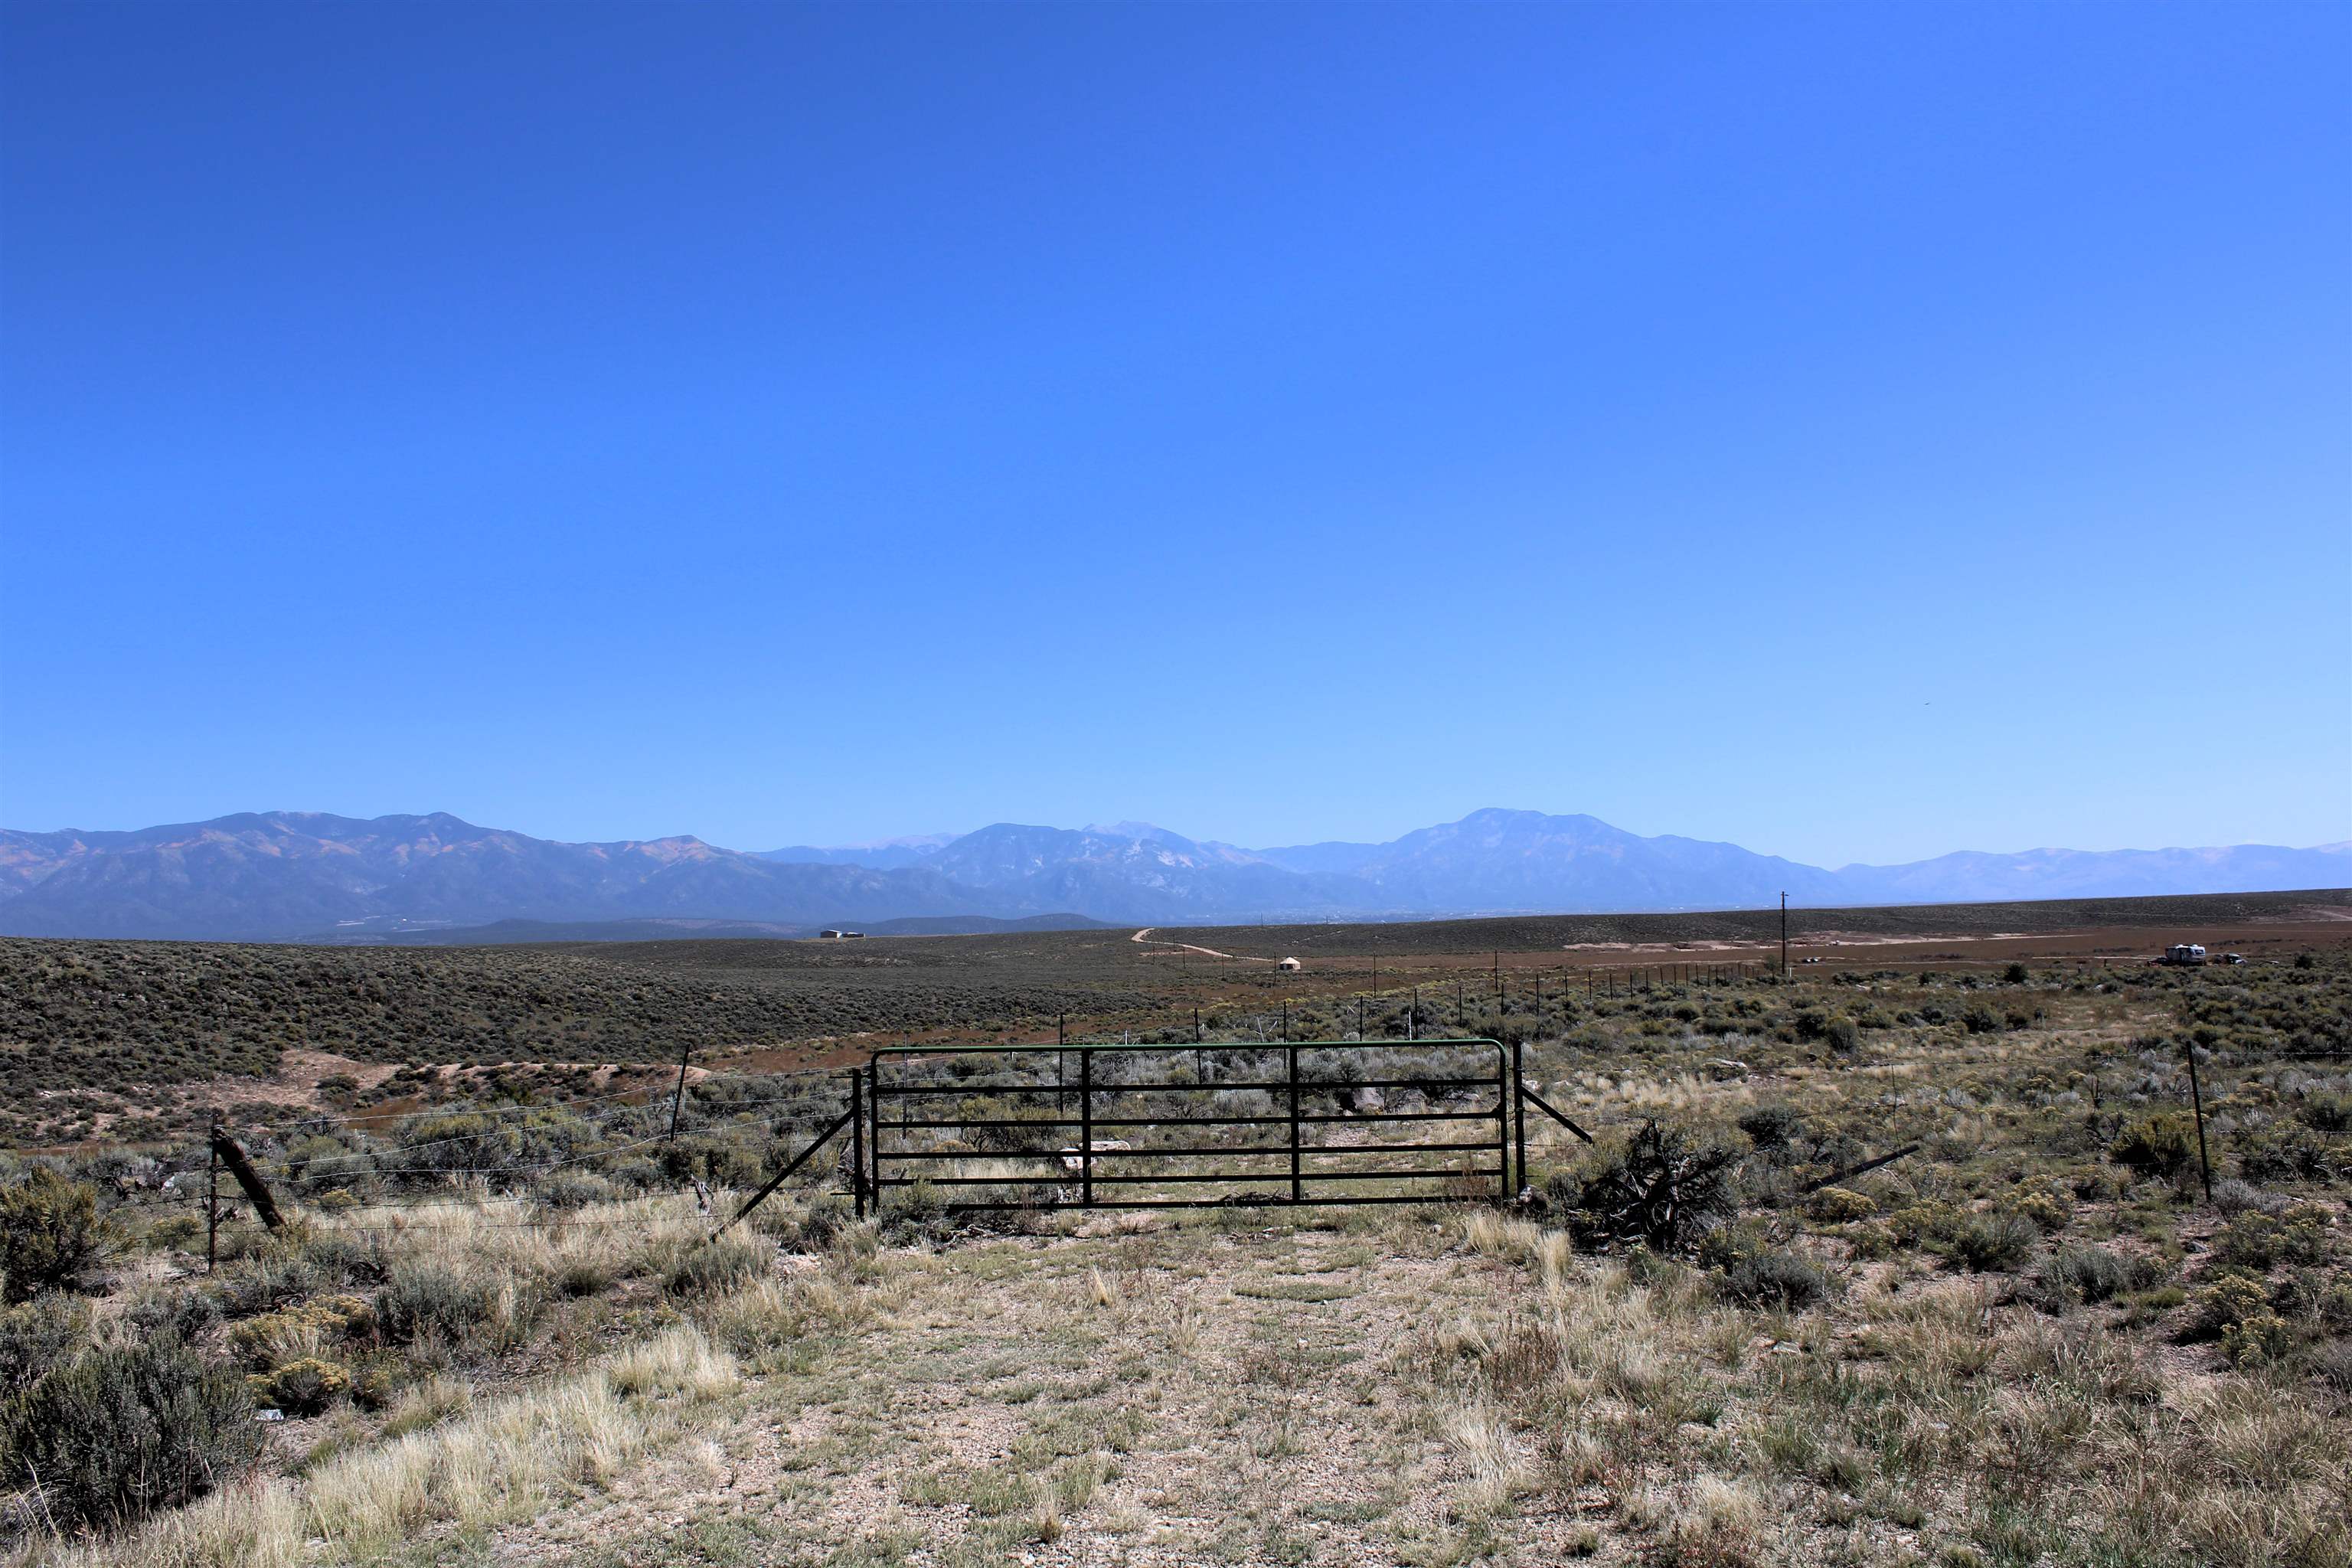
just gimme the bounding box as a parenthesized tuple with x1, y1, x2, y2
(19, 1324, 740, 1568)
(12, 954, 2350, 1566)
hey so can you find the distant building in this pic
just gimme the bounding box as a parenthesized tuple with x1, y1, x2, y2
(818, 929, 866, 939)
(1276, 956, 1302, 972)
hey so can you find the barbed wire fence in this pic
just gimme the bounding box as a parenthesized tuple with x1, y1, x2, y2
(21, 949, 2296, 1249)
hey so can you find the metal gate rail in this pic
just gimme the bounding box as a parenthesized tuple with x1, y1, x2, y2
(865, 1038, 1509, 1212)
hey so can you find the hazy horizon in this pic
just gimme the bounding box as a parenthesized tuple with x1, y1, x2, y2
(6, 802, 2344, 874)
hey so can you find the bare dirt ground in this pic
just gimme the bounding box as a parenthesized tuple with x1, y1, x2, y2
(1132, 929, 1276, 964)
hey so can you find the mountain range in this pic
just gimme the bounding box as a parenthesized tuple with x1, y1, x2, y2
(0, 808, 2343, 943)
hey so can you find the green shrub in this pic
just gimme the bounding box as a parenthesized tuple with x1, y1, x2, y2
(880, 1178, 953, 1245)
(1998, 1187, 2073, 1234)
(349, 1354, 403, 1412)
(143, 1214, 204, 1252)
(122, 1285, 220, 1345)
(376, 1263, 490, 1344)
(225, 1295, 373, 1369)
(2038, 1246, 2129, 1306)
(2214, 1204, 2337, 1272)
(1961, 1005, 2001, 1035)
(2192, 1271, 2271, 1339)
(214, 1250, 322, 1318)
(2220, 1311, 2294, 1367)
(1942, 1214, 2038, 1273)
(1719, 1251, 1830, 1308)
(537, 1170, 618, 1210)
(5, 1335, 260, 1530)
(0, 1293, 88, 1399)
(2111, 1115, 2195, 1179)
(1807, 1187, 1876, 1223)
(1887, 1200, 1960, 1246)
(2299, 1095, 2351, 1134)
(2002, 963, 2030, 985)
(2238, 1124, 2347, 1184)
(1737, 1106, 1804, 1153)
(1844, 1220, 1899, 1260)
(794, 1192, 856, 1253)
(665, 1238, 768, 1297)
(1694, 1220, 1772, 1272)
(0, 1170, 118, 1303)
(247, 1356, 350, 1416)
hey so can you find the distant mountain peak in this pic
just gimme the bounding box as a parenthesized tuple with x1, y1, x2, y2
(2, 806, 2342, 941)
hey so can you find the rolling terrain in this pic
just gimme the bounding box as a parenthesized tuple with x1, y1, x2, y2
(5, 888, 2347, 1153)
(1, 906, 2345, 1567)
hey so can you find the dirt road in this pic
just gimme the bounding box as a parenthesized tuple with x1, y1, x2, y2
(1132, 928, 1275, 963)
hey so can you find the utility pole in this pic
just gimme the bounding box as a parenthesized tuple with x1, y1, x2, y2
(1781, 892, 1789, 977)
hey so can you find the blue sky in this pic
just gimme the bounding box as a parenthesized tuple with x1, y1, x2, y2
(2, 2, 2346, 867)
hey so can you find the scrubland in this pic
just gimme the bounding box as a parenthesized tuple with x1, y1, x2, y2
(0, 938, 2347, 1566)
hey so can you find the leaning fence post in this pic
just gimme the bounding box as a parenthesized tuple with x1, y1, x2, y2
(667, 1042, 691, 1140)
(2185, 1045, 2213, 1201)
(209, 1125, 284, 1231)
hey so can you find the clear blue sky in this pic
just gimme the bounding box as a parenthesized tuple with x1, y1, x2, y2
(3, 2, 2346, 867)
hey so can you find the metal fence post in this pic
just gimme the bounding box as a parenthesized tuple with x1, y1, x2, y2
(1080, 1047, 1094, 1209)
(207, 1112, 220, 1272)
(1287, 1041, 1302, 1204)
(1511, 1037, 1527, 1199)
(851, 1068, 867, 1220)
(2186, 1045, 2213, 1201)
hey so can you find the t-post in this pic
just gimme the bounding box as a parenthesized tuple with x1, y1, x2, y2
(2185, 1044, 2213, 1200)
